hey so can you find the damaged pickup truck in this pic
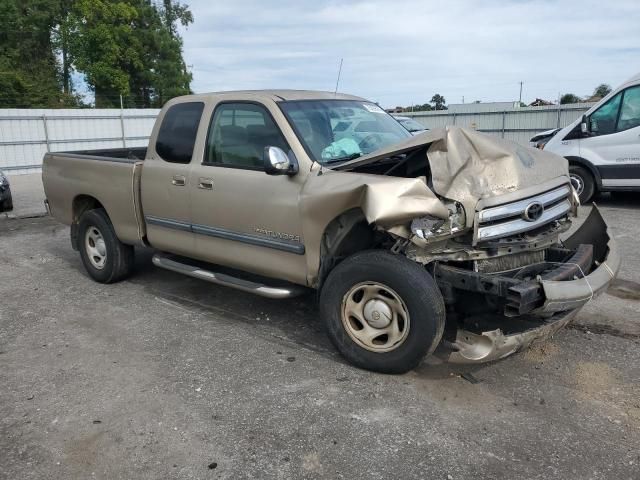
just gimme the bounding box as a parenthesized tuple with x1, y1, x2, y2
(42, 91, 619, 373)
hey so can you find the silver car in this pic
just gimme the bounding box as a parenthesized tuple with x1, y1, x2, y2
(394, 116, 428, 135)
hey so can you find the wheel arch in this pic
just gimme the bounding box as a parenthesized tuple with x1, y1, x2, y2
(565, 156, 602, 189)
(316, 208, 378, 290)
(70, 194, 108, 250)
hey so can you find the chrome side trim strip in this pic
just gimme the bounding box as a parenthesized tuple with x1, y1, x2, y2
(191, 223, 305, 255)
(144, 215, 305, 255)
(478, 185, 571, 223)
(145, 215, 192, 232)
(152, 254, 306, 299)
(477, 200, 572, 241)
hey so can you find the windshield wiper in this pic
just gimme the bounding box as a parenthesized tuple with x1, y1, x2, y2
(323, 153, 362, 164)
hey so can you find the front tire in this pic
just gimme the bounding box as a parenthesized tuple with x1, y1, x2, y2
(78, 208, 134, 283)
(569, 165, 595, 204)
(320, 250, 445, 374)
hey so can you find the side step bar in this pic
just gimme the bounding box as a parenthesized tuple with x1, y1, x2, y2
(152, 253, 306, 299)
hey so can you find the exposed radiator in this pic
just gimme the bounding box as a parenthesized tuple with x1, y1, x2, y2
(474, 250, 546, 274)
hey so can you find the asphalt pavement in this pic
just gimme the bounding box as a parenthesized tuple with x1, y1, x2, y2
(1, 177, 639, 479)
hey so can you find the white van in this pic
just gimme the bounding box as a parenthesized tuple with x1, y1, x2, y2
(542, 72, 640, 202)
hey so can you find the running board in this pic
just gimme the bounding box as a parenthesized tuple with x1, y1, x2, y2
(152, 253, 306, 299)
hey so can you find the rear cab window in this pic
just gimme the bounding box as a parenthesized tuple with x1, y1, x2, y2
(156, 102, 205, 163)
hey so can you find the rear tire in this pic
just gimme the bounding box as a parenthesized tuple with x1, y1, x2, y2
(569, 165, 595, 204)
(78, 208, 134, 283)
(320, 250, 445, 374)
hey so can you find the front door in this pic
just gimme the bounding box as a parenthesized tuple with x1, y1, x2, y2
(141, 101, 204, 256)
(188, 101, 308, 284)
(581, 85, 640, 188)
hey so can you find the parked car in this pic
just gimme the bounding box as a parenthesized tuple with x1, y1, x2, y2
(529, 128, 560, 149)
(0, 170, 13, 212)
(42, 90, 618, 374)
(534, 72, 640, 203)
(394, 115, 428, 134)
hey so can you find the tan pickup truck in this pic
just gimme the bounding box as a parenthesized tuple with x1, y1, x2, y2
(42, 90, 620, 373)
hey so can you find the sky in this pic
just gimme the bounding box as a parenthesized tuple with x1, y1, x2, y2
(180, 0, 640, 108)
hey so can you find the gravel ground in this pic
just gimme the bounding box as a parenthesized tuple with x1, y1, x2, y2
(1, 195, 639, 479)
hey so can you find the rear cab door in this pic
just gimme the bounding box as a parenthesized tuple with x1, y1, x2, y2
(141, 100, 205, 256)
(187, 96, 310, 285)
(581, 84, 640, 188)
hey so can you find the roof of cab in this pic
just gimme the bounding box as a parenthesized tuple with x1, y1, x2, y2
(172, 89, 367, 103)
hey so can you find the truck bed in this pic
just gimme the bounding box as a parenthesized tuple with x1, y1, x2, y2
(42, 149, 146, 246)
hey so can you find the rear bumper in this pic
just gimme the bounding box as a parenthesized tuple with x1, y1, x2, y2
(443, 205, 619, 364)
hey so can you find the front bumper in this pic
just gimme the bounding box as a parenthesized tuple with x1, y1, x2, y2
(441, 205, 619, 364)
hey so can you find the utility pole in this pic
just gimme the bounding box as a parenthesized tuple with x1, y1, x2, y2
(519, 81, 523, 104)
(462, 96, 465, 104)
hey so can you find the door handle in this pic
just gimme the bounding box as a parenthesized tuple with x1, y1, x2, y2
(172, 175, 186, 186)
(198, 178, 214, 190)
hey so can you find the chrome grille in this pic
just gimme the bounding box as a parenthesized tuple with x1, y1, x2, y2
(475, 184, 572, 243)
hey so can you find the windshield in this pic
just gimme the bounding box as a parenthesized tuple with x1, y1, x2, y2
(279, 100, 412, 164)
(398, 118, 426, 132)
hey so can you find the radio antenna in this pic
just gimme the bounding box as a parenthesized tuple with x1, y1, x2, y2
(334, 58, 343, 95)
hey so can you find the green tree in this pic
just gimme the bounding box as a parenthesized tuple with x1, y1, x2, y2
(560, 93, 582, 104)
(593, 83, 612, 98)
(0, 0, 79, 107)
(65, 0, 193, 107)
(430, 94, 447, 110)
(66, 1, 142, 107)
(405, 103, 432, 112)
(126, 0, 193, 107)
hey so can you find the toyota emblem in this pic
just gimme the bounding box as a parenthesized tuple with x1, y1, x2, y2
(523, 201, 544, 222)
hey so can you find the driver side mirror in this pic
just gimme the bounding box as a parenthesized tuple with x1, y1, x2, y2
(580, 114, 590, 135)
(263, 146, 298, 176)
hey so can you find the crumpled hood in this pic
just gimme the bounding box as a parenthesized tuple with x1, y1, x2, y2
(338, 126, 570, 225)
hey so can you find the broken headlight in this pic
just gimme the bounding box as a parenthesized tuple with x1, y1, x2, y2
(411, 202, 466, 242)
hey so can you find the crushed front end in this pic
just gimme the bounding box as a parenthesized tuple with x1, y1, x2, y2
(405, 181, 619, 363)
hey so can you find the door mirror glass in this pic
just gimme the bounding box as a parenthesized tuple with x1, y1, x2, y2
(264, 146, 298, 175)
(580, 114, 589, 134)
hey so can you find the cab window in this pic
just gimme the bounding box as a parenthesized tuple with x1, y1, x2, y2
(155, 102, 204, 163)
(204, 103, 289, 169)
(589, 92, 621, 136)
(617, 85, 640, 132)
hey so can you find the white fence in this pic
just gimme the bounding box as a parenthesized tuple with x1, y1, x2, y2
(0, 109, 160, 174)
(401, 103, 597, 146)
(1, 103, 599, 174)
